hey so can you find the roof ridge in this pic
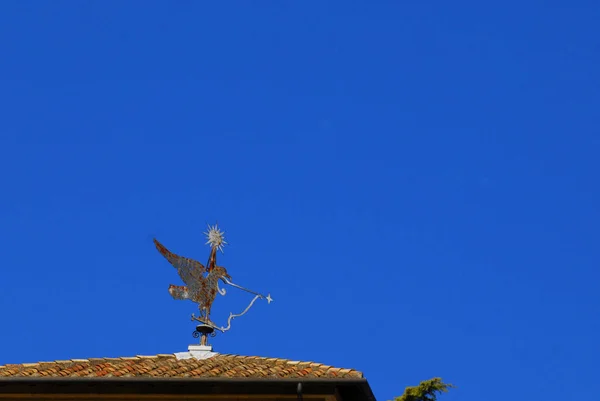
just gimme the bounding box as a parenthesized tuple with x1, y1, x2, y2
(0, 354, 179, 368)
(220, 353, 322, 363)
(216, 354, 358, 373)
(0, 353, 364, 379)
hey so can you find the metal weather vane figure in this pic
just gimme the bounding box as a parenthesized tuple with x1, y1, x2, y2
(154, 223, 272, 335)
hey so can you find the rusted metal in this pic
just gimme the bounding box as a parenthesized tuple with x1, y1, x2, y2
(154, 223, 272, 341)
(154, 238, 231, 324)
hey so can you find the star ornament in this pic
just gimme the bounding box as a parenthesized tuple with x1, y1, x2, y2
(204, 223, 227, 253)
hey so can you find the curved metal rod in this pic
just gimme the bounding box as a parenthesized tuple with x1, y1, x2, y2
(196, 278, 273, 333)
(191, 295, 261, 333)
(198, 291, 273, 333)
(216, 279, 227, 296)
(221, 277, 270, 300)
(219, 294, 263, 332)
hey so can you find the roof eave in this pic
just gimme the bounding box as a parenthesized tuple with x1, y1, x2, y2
(0, 377, 376, 401)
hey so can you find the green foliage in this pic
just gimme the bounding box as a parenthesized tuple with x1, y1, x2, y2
(392, 377, 454, 401)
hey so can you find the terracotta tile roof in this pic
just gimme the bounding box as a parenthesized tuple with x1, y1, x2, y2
(0, 354, 363, 379)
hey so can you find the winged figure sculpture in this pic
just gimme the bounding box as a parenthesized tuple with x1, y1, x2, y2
(153, 233, 230, 325)
(154, 224, 272, 335)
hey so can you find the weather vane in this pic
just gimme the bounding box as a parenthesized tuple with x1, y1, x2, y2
(154, 223, 272, 345)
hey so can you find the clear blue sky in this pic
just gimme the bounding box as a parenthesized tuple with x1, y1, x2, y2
(0, 2, 598, 400)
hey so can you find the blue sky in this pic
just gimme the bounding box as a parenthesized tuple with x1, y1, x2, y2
(0, 1, 599, 400)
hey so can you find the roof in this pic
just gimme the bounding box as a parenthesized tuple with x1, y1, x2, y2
(0, 353, 363, 379)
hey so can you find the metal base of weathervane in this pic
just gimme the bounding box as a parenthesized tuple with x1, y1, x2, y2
(193, 324, 216, 346)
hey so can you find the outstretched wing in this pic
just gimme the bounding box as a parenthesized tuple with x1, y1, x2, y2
(154, 238, 204, 285)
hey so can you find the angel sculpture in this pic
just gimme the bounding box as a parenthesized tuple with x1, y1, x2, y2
(154, 224, 272, 330)
(153, 224, 230, 325)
